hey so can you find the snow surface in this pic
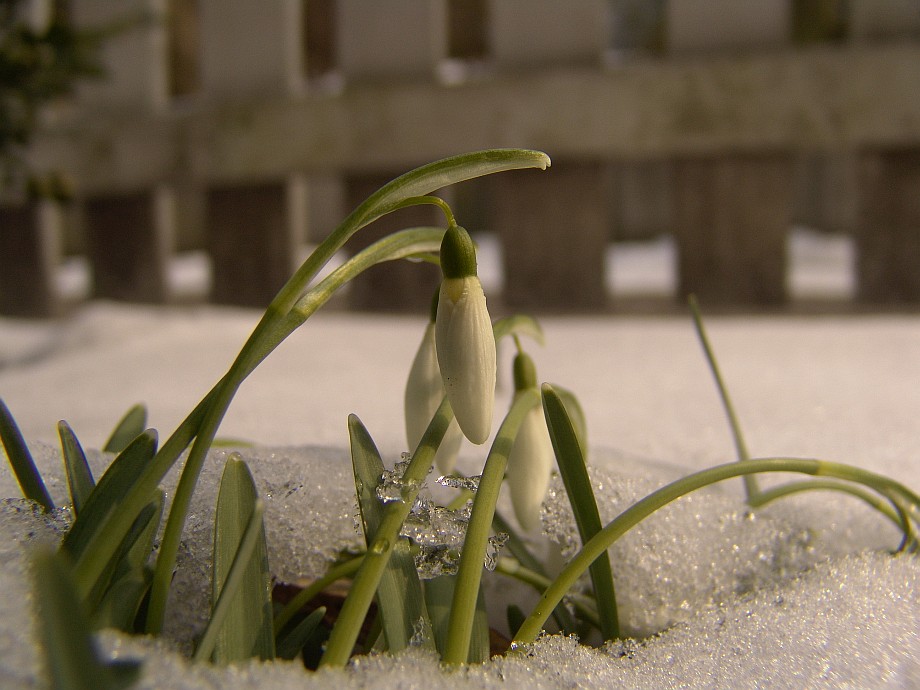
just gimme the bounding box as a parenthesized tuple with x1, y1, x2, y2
(1, 281, 920, 687)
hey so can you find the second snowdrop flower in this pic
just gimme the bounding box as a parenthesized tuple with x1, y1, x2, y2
(405, 295, 463, 474)
(435, 224, 496, 445)
(506, 351, 554, 532)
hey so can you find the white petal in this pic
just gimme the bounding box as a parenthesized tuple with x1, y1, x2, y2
(435, 277, 496, 444)
(507, 401, 554, 532)
(404, 323, 462, 473)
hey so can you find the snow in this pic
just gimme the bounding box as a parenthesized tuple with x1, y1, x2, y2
(1, 236, 919, 688)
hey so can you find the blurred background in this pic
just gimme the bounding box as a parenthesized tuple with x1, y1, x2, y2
(2, 0, 920, 317)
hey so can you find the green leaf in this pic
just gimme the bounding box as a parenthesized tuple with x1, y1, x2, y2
(64, 430, 158, 563)
(442, 388, 539, 664)
(57, 421, 96, 515)
(0, 398, 54, 511)
(493, 510, 577, 633)
(492, 314, 545, 346)
(33, 549, 142, 690)
(205, 455, 274, 664)
(91, 492, 163, 631)
(688, 295, 759, 501)
(424, 575, 490, 663)
(552, 386, 588, 453)
(348, 415, 432, 653)
(275, 607, 327, 661)
(542, 384, 620, 641)
(346, 150, 551, 239)
(506, 604, 526, 640)
(103, 404, 147, 454)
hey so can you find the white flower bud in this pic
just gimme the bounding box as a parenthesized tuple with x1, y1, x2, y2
(404, 322, 463, 474)
(435, 276, 496, 445)
(506, 354, 554, 531)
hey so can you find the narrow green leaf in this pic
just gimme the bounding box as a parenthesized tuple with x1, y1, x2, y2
(492, 315, 545, 346)
(552, 386, 588, 453)
(424, 575, 490, 663)
(688, 295, 759, 501)
(542, 384, 620, 641)
(103, 404, 147, 454)
(348, 415, 432, 653)
(91, 492, 163, 631)
(506, 604, 526, 640)
(275, 607, 327, 661)
(493, 511, 577, 633)
(57, 421, 96, 515)
(0, 398, 54, 511)
(33, 549, 142, 690)
(64, 430, 158, 563)
(320, 401, 452, 668)
(443, 389, 539, 664)
(206, 456, 274, 664)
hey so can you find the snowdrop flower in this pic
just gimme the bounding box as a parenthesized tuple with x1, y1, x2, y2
(435, 225, 496, 445)
(506, 352, 554, 532)
(404, 297, 463, 474)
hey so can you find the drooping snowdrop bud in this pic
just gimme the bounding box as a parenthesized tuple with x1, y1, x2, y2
(435, 225, 496, 445)
(506, 352, 554, 532)
(404, 294, 463, 474)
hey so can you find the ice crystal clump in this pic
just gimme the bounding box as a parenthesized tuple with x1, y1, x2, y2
(436, 474, 481, 492)
(376, 458, 422, 504)
(400, 497, 471, 578)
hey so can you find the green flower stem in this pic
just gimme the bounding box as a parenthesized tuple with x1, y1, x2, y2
(443, 388, 540, 665)
(688, 295, 758, 501)
(72, 149, 550, 628)
(494, 557, 600, 629)
(319, 397, 454, 668)
(273, 555, 365, 637)
(75, 228, 441, 617)
(749, 478, 913, 545)
(147, 228, 445, 634)
(492, 511, 577, 633)
(513, 456, 920, 645)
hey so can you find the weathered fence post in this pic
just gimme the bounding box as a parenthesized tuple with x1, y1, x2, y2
(199, 0, 306, 307)
(337, 0, 449, 310)
(493, 162, 611, 310)
(83, 189, 172, 302)
(0, 201, 62, 316)
(674, 155, 792, 305)
(668, 0, 795, 306)
(488, 0, 611, 310)
(855, 149, 920, 303)
(72, 0, 173, 303)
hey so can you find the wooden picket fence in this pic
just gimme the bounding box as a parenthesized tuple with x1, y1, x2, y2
(2, 0, 920, 316)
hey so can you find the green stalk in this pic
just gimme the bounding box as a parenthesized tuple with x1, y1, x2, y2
(319, 398, 453, 668)
(273, 555, 364, 637)
(513, 456, 920, 644)
(442, 389, 540, 665)
(688, 295, 759, 501)
(146, 230, 441, 633)
(73, 150, 551, 630)
(749, 478, 913, 544)
(494, 557, 600, 629)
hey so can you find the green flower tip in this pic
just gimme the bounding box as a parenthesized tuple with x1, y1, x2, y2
(440, 225, 477, 279)
(513, 352, 538, 392)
